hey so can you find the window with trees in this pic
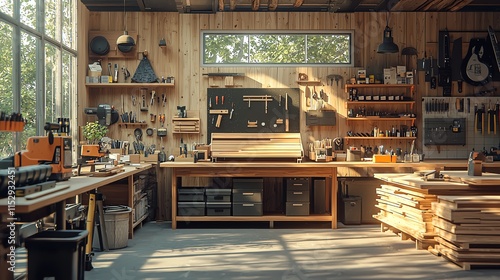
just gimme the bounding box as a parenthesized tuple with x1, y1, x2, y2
(0, 0, 77, 159)
(202, 31, 353, 66)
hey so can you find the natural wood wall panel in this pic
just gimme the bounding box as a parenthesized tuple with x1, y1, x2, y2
(79, 10, 500, 199)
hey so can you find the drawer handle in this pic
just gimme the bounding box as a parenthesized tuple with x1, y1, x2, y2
(293, 191, 303, 195)
(293, 183, 303, 186)
(242, 192, 254, 196)
(242, 203, 254, 207)
(292, 203, 303, 207)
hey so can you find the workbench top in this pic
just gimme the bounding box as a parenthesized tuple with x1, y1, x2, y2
(160, 159, 500, 169)
(0, 164, 152, 214)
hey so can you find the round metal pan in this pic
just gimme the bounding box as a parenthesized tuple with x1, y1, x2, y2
(90, 36, 110, 55)
(118, 44, 134, 53)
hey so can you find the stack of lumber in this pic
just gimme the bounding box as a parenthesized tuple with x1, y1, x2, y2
(172, 117, 200, 133)
(432, 195, 500, 270)
(373, 173, 475, 249)
(210, 133, 303, 162)
(374, 183, 438, 249)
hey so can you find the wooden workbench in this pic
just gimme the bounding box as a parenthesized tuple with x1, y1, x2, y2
(0, 164, 152, 280)
(161, 160, 500, 230)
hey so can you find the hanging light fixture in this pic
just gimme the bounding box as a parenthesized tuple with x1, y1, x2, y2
(116, 0, 135, 47)
(377, 13, 399, 54)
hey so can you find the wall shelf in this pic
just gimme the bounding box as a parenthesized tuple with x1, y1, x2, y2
(345, 84, 414, 90)
(346, 101, 415, 105)
(118, 122, 148, 128)
(297, 80, 322, 85)
(347, 117, 416, 121)
(86, 83, 174, 88)
(345, 136, 416, 140)
(344, 83, 417, 146)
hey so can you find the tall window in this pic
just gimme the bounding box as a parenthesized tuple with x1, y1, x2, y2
(0, 0, 77, 159)
(202, 31, 353, 66)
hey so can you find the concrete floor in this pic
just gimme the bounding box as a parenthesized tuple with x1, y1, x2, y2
(84, 222, 499, 280)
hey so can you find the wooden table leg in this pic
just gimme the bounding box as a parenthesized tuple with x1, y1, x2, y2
(171, 169, 177, 230)
(331, 167, 338, 229)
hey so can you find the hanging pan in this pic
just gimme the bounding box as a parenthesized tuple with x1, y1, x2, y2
(90, 36, 110, 55)
(118, 44, 134, 53)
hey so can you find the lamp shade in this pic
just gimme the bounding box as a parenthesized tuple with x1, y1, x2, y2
(116, 31, 135, 47)
(377, 26, 399, 54)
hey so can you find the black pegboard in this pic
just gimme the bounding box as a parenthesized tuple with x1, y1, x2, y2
(207, 88, 300, 143)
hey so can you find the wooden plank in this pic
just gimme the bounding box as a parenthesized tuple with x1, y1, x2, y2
(433, 216, 500, 235)
(435, 228, 500, 243)
(436, 237, 500, 252)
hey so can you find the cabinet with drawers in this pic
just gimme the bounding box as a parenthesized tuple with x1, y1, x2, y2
(286, 178, 310, 216)
(233, 178, 263, 216)
(206, 188, 232, 216)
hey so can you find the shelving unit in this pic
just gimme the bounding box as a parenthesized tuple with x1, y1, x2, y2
(344, 84, 416, 145)
(85, 83, 174, 88)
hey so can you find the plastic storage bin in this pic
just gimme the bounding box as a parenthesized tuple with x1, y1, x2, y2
(341, 196, 362, 225)
(25, 229, 88, 280)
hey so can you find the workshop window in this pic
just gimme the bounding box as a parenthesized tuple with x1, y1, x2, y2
(0, 0, 77, 159)
(202, 31, 353, 66)
(0, 21, 14, 157)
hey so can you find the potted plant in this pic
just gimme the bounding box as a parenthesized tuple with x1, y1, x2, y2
(82, 121, 108, 144)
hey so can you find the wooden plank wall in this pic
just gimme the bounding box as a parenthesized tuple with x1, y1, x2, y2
(77, 7, 500, 220)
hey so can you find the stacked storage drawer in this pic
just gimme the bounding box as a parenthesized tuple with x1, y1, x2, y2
(206, 188, 232, 216)
(286, 178, 310, 215)
(177, 188, 205, 216)
(233, 178, 263, 216)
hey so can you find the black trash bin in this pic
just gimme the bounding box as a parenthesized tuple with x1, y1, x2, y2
(25, 230, 88, 280)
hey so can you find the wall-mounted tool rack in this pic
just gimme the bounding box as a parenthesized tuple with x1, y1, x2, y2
(206, 88, 300, 144)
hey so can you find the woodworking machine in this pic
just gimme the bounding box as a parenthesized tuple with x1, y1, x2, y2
(13, 125, 73, 181)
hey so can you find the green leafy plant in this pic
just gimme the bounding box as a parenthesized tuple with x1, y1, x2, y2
(82, 121, 108, 144)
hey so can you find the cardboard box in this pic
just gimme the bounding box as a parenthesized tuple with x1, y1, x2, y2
(141, 153, 158, 163)
(383, 68, 397, 84)
(109, 148, 123, 155)
(396, 66, 406, 77)
(129, 154, 140, 164)
(88, 62, 102, 77)
(86, 76, 99, 84)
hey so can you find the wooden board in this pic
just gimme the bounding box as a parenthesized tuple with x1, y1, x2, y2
(210, 132, 303, 161)
(441, 171, 500, 186)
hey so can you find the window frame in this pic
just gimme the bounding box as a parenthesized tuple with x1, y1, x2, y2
(0, 0, 77, 157)
(201, 30, 354, 67)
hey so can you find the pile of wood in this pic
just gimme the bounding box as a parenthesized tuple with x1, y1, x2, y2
(172, 117, 200, 133)
(210, 133, 303, 162)
(374, 183, 438, 249)
(432, 195, 500, 270)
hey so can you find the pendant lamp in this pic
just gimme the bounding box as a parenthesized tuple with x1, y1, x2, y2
(377, 13, 398, 54)
(117, 0, 135, 47)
